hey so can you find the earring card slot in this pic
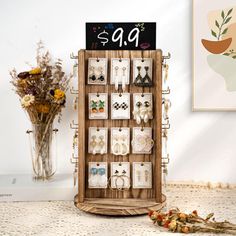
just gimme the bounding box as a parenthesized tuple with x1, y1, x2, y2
(111, 93, 130, 119)
(110, 162, 130, 189)
(76, 50, 164, 216)
(87, 58, 108, 85)
(133, 162, 152, 189)
(110, 58, 130, 85)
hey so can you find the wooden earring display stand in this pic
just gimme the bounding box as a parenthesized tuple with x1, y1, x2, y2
(74, 50, 166, 215)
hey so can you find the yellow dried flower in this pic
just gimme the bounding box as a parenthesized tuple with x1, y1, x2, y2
(29, 67, 41, 75)
(54, 89, 65, 100)
(36, 104, 50, 113)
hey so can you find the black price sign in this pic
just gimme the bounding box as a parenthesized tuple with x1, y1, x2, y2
(86, 22, 156, 50)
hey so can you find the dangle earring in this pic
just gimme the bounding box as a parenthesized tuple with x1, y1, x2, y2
(133, 101, 142, 124)
(114, 66, 119, 91)
(97, 66, 104, 82)
(98, 136, 105, 154)
(120, 135, 128, 156)
(111, 136, 120, 155)
(163, 98, 171, 120)
(163, 63, 169, 84)
(134, 66, 142, 86)
(144, 170, 149, 182)
(90, 135, 97, 155)
(142, 66, 152, 87)
(136, 170, 141, 182)
(121, 67, 126, 92)
(89, 66, 96, 81)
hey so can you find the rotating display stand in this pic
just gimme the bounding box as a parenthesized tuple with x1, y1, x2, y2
(74, 50, 166, 216)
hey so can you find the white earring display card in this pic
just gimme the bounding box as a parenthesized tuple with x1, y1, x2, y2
(132, 127, 154, 154)
(111, 127, 130, 156)
(132, 162, 152, 189)
(88, 162, 108, 189)
(110, 162, 130, 189)
(111, 93, 130, 119)
(88, 58, 108, 85)
(89, 93, 108, 119)
(88, 127, 108, 155)
(133, 93, 153, 124)
(133, 58, 153, 87)
(110, 58, 130, 91)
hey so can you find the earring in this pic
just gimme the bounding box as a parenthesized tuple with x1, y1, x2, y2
(113, 102, 120, 110)
(114, 66, 119, 91)
(163, 63, 169, 84)
(142, 66, 152, 87)
(140, 101, 152, 123)
(163, 98, 171, 120)
(144, 170, 149, 182)
(89, 66, 96, 81)
(134, 66, 142, 86)
(133, 101, 142, 124)
(120, 135, 128, 155)
(120, 102, 128, 110)
(91, 100, 98, 113)
(98, 67, 104, 81)
(136, 170, 141, 182)
(98, 136, 105, 154)
(122, 67, 126, 92)
(90, 135, 97, 155)
(98, 100, 105, 113)
(112, 136, 120, 155)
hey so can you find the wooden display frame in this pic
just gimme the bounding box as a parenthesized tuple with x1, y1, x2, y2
(74, 50, 166, 215)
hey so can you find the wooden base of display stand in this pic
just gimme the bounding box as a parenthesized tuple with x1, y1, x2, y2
(75, 194, 166, 216)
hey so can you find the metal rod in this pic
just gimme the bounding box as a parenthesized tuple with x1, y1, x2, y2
(70, 86, 78, 94)
(70, 52, 78, 59)
(162, 52, 171, 61)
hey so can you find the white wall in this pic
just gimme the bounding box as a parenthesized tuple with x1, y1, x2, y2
(0, 0, 235, 183)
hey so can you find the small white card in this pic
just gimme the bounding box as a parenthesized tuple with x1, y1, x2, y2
(88, 93, 108, 119)
(133, 58, 153, 86)
(111, 93, 130, 119)
(88, 127, 108, 155)
(132, 127, 154, 154)
(132, 162, 152, 189)
(88, 162, 108, 188)
(111, 127, 130, 156)
(133, 93, 153, 124)
(110, 162, 130, 189)
(88, 58, 107, 85)
(110, 58, 130, 86)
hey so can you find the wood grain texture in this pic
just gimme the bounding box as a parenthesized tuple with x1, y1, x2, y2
(75, 195, 166, 216)
(77, 50, 163, 215)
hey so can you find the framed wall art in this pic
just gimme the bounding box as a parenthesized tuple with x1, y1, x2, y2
(193, 0, 236, 110)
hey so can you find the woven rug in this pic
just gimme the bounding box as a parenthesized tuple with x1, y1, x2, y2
(0, 183, 236, 236)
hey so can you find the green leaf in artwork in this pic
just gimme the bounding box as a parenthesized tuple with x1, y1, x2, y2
(233, 56, 236, 59)
(222, 28, 228, 35)
(221, 10, 225, 19)
(224, 17, 232, 24)
(215, 20, 220, 28)
(211, 30, 217, 38)
(227, 8, 233, 16)
(223, 53, 230, 56)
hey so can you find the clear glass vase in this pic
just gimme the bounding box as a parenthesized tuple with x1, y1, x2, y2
(27, 123, 57, 181)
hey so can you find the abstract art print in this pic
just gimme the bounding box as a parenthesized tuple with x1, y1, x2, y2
(193, 0, 236, 110)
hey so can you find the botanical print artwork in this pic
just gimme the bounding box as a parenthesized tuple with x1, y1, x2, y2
(202, 7, 236, 91)
(193, 0, 236, 110)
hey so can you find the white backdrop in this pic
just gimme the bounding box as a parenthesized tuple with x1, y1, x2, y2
(0, 0, 236, 183)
